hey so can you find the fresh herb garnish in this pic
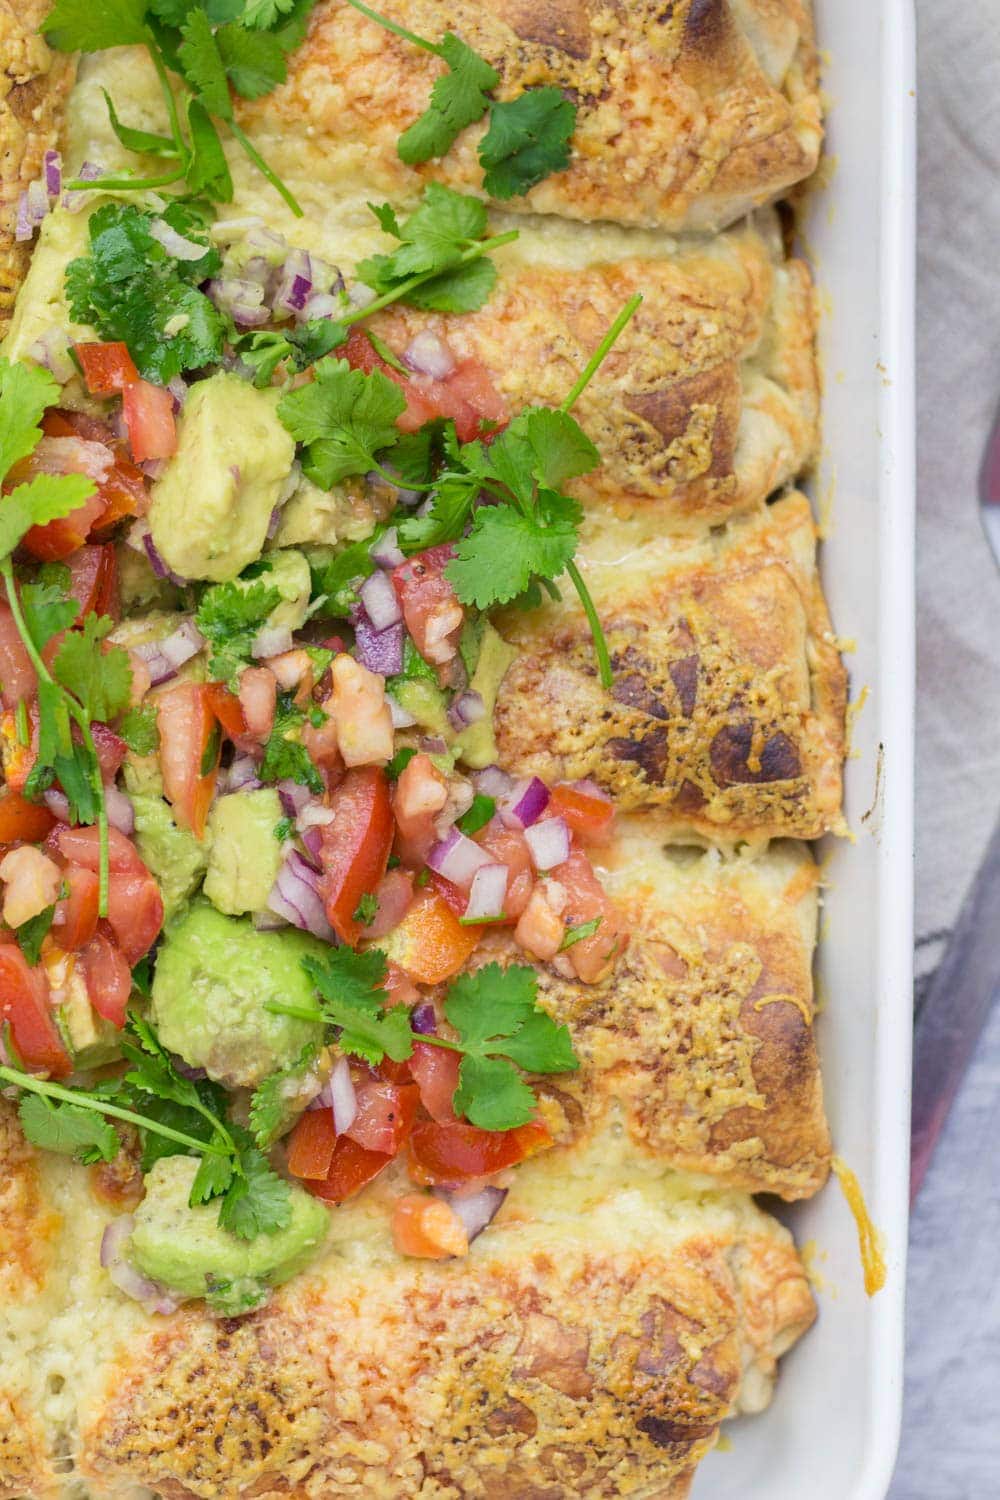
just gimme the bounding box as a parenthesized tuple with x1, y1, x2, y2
(356, 186, 508, 313)
(43, 0, 311, 214)
(267, 951, 577, 1132)
(248, 1041, 320, 1149)
(343, 0, 576, 199)
(260, 693, 323, 793)
(353, 892, 378, 927)
(385, 745, 417, 780)
(278, 358, 406, 489)
(559, 915, 602, 952)
(118, 703, 160, 756)
(273, 815, 295, 843)
(233, 318, 347, 388)
(195, 577, 281, 690)
(457, 793, 495, 835)
(14, 904, 57, 967)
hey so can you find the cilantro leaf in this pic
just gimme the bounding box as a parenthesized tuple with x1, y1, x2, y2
(358, 185, 490, 287)
(189, 1147, 235, 1204)
(118, 703, 160, 756)
(15, 905, 56, 967)
(186, 98, 235, 201)
(446, 491, 581, 609)
(559, 915, 602, 952)
(249, 1042, 320, 1148)
(397, 33, 498, 166)
(52, 615, 133, 724)
(19, 578, 80, 649)
(195, 578, 281, 689)
(42, 0, 148, 51)
(277, 357, 405, 489)
(260, 695, 323, 793)
(487, 408, 598, 500)
(216, 22, 287, 99)
(18, 1094, 122, 1165)
(0, 475, 96, 565)
(299, 948, 413, 1065)
(401, 256, 498, 313)
(445, 962, 538, 1048)
(217, 1132, 293, 1240)
(103, 89, 179, 158)
(178, 9, 234, 120)
(478, 87, 577, 199)
(457, 793, 494, 835)
(0, 359, 61, 480)
(243, 0, 299, 25)
(453, 1053, 536, 1133)
(353, 892, 378, 927)
(396, 468, 479, 552)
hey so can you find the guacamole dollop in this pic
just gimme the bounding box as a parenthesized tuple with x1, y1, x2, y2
(150, 901, 325, 1087)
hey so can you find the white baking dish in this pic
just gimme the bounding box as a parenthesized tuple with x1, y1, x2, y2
(693, 3, 916, 1496)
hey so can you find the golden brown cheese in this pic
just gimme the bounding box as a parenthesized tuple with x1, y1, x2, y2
(0, 0, 75, 337)
(495, 491, 846, 839)
(236, 0, 821, 233)
(0, 1112, 813, 1500)
(467, 828, 829, 1198)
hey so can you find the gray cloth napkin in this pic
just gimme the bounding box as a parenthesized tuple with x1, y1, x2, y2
(889, 2, 1000, 1496)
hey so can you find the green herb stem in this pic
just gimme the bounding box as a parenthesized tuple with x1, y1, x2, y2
(0, 1066, 229, 1157)
(343, 230, 520, 328)
(560, 292, 643, 414)
(342, 0, 440, 54)
(145, 32, 190, 167)
(565, 558, 612, 690)
(78, 719, 110, 916)
(64, 166, 188, 192)
(228, 120, 303, 218)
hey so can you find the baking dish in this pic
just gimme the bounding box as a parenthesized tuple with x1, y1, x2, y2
(693, 1, 916, 1495)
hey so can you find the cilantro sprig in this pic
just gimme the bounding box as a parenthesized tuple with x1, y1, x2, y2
(43, 0, 309, 214)
(0, 360, 136, 913)
(343, 0, 576, 199)
(195, 576, 281, 689)
(0, 1015, 292, 1242)
(266, 949, 577, 1132)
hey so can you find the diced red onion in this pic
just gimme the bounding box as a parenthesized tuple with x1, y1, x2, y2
(26, 328, 75, 383)
(33, 434, 113, 483)
(133, 619, 203, 686)
(524, 816, 570, 871)
(166, 376, 187, 410)
(150, 217, 207, 261)
(44, 788, 70, 822)
(420, 735, 448, 755)
(297, 803, 335, 830)
(437, 1185, 507, 1242)
(269, 851, 335, 941)
(329, 1057, 357, 1136)
(252, 625, 293, 661)
(387, 694, 417, 728)
(404, 330, 455, 379)
(411, 1003, 437, 1035)
(140, 458, 168, 481)
(100, 1217, 180, 1315)
(447, 690, 485, 731)
(354, 614, 404, 678)
(206, 277, 268, 327)
(226, 755, 262, 793)
(277, 779, 312, 816)
(104, 784, 135, 837)
(498, 776, 550, 830)
(369, 527, 404, 570)
(63, 160, 103, 210)
(245, 221, 288, 263)
(252, 910, 288, 931)
(142, 531, 187, 588)
(43, 149, 62, 196)
(298, 291, 342, 322)
(359, 570, 402, 632)
(474, 765, 514, 800)
(310, 257, 344, 296)
(366, 868, 414, 939)
(300, 825, 322, 862)
(272, 249, 313, 314)
(463, 862, 508, 922)
(427, 827, 494, 891)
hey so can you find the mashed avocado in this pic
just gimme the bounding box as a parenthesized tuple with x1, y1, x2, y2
(150, 901, 324, 1087)
(0, 206, 94, 370)
(203, 789, 284, 916)
(452, 623, 516, 770)
(116, 542, 180, 612)
(272, 472, 380, 549)
(128, 1155, 328, 1314)
(242, 549, 311, 634)
(148, 373, 295, 582)
(131, 791, 208, 922)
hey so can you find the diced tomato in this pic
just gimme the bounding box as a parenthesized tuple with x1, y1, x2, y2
(53, 824, 146, 876)
(307, 1134, 393, 1204)
(556, 846, 627, 983)
(0, 602, 38, 710)
(514, 884, 565, 961)
(547, 783, 614, 842)
(90, 722, 128, 782)
(205, 682, 248, 741)
(89, 451, 147, 533)
(392, 1193, 468, 1259)
(345, 1078, 419, 1155)
(344, 329, 506, 446)
(21, 409, 149, 546)
(319, 766, 393, 944)
(286, 1108, 337, 1181)
(238, 668, 277, 744)
(382, 960, 420, 1006)
(408, 1041, 460, 1123)
(105, 870, 163, 964)
(156, 682, 221, 838)
(302, 693, 341, 782)
(391, 547, 463, 666)
(123, 380, 176, 463)
(476, 821, 534, 920)
(66, 544, 119, 622)
(22, 491, 107, 562)
(78, 930, 131, 1028)
(392, 752, 448, 867)
(407, 1119, 552, 1186)
(74, 341, 139, 396)
(0, 948, 71, 1076)
(0, 788, 54, 846)
(365, 867, 415, 940)
(380, 888, 482, 984)
(51, 865, 99, 951)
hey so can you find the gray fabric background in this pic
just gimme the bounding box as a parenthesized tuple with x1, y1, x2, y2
(888, 2, 1000, 1495)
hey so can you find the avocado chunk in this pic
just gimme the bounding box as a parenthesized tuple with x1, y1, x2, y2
(148, 373, 295, 582)
(453, 623, 516, 770)
(150, 901, 325, 1087)
(203, 789, 284, 917)
(127, 1155, 328, 1314)
(1, 206, 94, 368)
(242, 548, 311, 634)
(272, 472, 377, 549)
(130, 789, 208, 922)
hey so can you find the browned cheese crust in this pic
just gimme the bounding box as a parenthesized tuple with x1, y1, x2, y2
(0, 0, 75, 338)
(366, 217, 818, 525)
(494, 490, 846, 839)
(466, 827, 829, 1198)
(239, 0, 821, 232)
